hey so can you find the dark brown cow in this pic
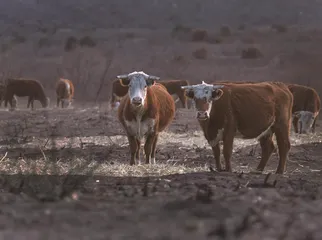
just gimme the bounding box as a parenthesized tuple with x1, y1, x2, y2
(117, 71, 175, 165)
(287, 83, 321, 134)
(110, 79, 190, 109)
(4, 78, 50, 110)
(182, 81, 293, 174)
(56, 78, 75, 108)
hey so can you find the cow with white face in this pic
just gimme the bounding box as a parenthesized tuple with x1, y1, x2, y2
(293, 111, 318, 134)
(117, 71, 176, 165)
(182, 81, 293, 174)
(182, 81, 224, 120)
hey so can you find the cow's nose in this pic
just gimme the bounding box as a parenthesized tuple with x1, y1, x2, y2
(197, 111, 208, 120)
(132, 97, 142, 105)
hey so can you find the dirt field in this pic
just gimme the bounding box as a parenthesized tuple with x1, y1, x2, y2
(2, 0, 322, 239)
(0, 102, 321, 239)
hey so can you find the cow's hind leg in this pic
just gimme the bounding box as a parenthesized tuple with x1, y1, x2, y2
(312, 117, 317, 133)
(144, 134, 156, 164)
(222, 134, 234, 172)
(57, 97, 60, 108)
(150, 134, 159, 164)
(178, 91, 187, 108)
(274, 124, 291, 174)
(128, 136, 139, 165)
(256, 133, 276, 172)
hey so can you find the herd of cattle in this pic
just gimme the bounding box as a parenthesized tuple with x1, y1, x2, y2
(0, 73, 319, 175)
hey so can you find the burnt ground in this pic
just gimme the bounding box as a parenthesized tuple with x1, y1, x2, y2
(0, 103, 321, 239)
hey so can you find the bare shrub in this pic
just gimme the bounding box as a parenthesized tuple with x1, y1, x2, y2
(271, 24, 287, 33)
(64, 36, 78, 52)
(79, 36, 96, 48)
(220, 25, 231, 36)
(191, 29, 208, 42)
(38, 37, 51, 48)
(241, 47, 262, 59)
(192, 48, 207, 60)
(238, 24, 246, 31)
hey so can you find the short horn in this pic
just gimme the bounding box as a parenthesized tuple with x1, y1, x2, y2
(213, 85, 225, 89)
(116, 74, 128, 79)
(148, 75, 160, 80)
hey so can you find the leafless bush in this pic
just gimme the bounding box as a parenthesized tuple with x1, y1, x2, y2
(271, 24, 287, 33)
(79, 36, 96, 48)
(38, 37, 51, 48)
(241, 47, 263, 59)
(64, 36, 78, 52)
(220, 25, 231, 36)
(192, 48, 208, 60)
(191, 29, 208, 42)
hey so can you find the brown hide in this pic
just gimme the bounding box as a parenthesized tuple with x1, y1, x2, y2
(111, 79, 190, 108)
(4, 78, 49, 109)
(196, 81, 293, 174)
(56, 78, 75, 108)
(118, 83, 175, 165)
(287, 83, 321, 133)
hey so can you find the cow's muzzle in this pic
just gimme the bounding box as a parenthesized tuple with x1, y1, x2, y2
(131, 97, 143, 106)
(197, 111, 209, 120)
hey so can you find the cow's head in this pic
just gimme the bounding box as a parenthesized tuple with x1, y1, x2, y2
(182, 81, 224, 120)
(293, 110, 318, 134)
(116, 71, 160, 107)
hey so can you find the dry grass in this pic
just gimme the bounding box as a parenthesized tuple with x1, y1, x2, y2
(0, 157, 207, 177)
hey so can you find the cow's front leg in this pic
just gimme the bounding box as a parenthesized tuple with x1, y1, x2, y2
(222, 133, 234, 172)
(144, 134, 156, 164)
(128, 136, 139, 165)
(211, 143, 222, 171)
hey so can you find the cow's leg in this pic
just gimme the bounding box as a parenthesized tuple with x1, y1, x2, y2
(57, 97, 60, 108)
(211, 143, 222, 171)
(222, 134, 234, 172)
(292, 116, 299, 133)
(274, 123, 291, 174)
(128, 136, 139, 165)
(144, 134, 156, 164)
(256, 133, 275, 172)
(150, 134, 159, 164)
(27, 97, 32, 109)
(136, 139, 141, 164)
(178, 91, 187, 108)
(61, 99, 64, 108)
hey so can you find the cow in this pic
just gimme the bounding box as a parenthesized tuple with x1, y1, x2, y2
(56, 78, 75, 108)
(182, 81, 293, 174)
(287, 83, 321, 134)
(4, 78, 50, 110)
(110, 79, 190, 109)
(117, 71, 176, 165)
(0, 84, 17, 109)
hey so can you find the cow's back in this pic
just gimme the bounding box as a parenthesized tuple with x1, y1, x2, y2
(7, 79, 42, 97)
(215, 82, 292, 138)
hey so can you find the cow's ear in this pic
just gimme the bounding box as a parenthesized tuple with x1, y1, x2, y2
(185, 90, 194, 99)
(212, 89, 223, 101)
(117, 75, 130, 86)
(146, 78, 156, 87)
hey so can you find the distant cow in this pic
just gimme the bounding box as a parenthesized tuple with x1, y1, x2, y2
(4, 78, 50, 110)
(117, 71, 176, 165)
(56, 78, 74, 108)
(287, 83, 321, 134)
(0, 84, 17, 109)
(182, 81, 293, 174)
(110, 79, 190, 109)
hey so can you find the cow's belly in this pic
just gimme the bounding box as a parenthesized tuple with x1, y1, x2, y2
(125, 118, 156, 140)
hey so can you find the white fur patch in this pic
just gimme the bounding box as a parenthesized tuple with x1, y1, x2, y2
(125, 117, 155, 141)
(65, 81, 70, 96)
(208, 128, 224, 147)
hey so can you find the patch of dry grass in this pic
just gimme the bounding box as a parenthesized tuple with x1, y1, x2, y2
(0, 157, 207, 177)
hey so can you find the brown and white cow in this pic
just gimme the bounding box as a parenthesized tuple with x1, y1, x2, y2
(182, 81, 293, 174)
(117, 71, 176, 165)
(287, 83, 321, 134)
(56, 78, 75, 108)
(110, 79, 190, 109)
